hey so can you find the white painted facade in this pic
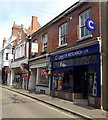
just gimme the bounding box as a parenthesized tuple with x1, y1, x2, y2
(29, 57, 51, 95)
(0, 43, 13, 86)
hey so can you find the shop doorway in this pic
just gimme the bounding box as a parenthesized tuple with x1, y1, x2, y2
(74, 66, 88, 99)
(2, 68, 7, 85)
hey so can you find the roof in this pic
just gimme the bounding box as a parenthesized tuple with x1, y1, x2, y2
(23, 28, 35, 36)
(31, 1, 83, 36)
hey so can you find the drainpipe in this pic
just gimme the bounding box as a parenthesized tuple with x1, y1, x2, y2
(99, 2, 103, 110)
(100, 2, 108, 111)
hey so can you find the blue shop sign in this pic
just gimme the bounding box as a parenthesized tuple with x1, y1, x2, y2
(50, 44, 99, 62)
(85, 18, 96, 31)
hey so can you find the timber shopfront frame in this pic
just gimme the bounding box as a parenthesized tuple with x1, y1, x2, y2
(50, 44, 101, 108)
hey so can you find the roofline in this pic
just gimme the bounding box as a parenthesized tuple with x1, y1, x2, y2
(31, 1, 84, 37)
(0, 43, 11, 52)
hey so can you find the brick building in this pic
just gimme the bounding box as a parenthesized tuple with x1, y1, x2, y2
(10, 16, 41, 89)
(29, 1, 107, 110)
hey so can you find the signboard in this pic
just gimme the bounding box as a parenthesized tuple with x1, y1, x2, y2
(85, 18, 96, 31)
(31, 43, 38, 53)
(50, 44, 99, 62)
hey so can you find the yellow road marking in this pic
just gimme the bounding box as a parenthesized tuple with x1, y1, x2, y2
(3, 88, 77, 118)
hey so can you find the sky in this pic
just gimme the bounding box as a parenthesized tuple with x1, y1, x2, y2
(0, 0, 79, 49)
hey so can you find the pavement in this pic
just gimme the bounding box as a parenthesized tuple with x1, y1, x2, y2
(2, 85, 108, 120)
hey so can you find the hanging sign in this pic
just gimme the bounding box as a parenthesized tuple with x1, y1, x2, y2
(85, 18, 96, 31)
(31, 43, 38, 53)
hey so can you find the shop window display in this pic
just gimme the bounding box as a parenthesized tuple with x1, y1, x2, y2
(38, 68, 49, 85)
(88, 67, 97, 96)
(53, 70, 73, 91)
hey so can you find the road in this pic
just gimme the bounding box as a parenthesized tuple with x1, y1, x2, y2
(1, 88, 82, 119)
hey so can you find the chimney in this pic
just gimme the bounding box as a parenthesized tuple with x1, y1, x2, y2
(31, 16, 41, 31)
(2, 38, 7, 48)
(12, 22, 21, 36)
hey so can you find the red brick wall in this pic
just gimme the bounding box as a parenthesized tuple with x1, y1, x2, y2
(30, 2, 100, 58)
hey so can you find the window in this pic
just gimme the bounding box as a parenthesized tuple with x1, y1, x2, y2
(52, 70, 73, 91)
(6, 53, 9, 60)
(59, 23, 67, 46)
(42, 34, 48, 52)
(79, 9, 91, 39)
(37, 67, 49, 85)
(15, 44, 25, 59)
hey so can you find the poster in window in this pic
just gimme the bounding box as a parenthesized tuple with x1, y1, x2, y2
(88, 74, 94, 95)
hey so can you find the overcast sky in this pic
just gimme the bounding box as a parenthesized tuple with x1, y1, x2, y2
(0, 0, 79, 49)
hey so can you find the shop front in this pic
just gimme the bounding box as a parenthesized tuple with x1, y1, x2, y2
(10, 62, 30, 89)
(50, 44, 101, 108)
(29, 57, 51, 95)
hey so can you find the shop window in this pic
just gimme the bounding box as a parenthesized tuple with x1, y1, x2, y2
(53, 55, 97, 68)
(59, 23, 67, 46)
(38, 67, 49, 86)
(79, 9, 92, 39)
(52, 70, 73, 91)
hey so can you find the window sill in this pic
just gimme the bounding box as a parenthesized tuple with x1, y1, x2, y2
(57, 43, 68, 49)
(14, 56, 25, 61)
(77, 34, 93, 42)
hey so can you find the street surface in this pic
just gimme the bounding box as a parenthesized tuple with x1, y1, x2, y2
(1, 88, 83, 119)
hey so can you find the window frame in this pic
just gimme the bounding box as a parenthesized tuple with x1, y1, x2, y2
(42, 34, 48, 52)
(59, 22, 68, 47)
(79, 9, 92, 39)
(37, 67, 49, 86)
(15, 43, 25, 59)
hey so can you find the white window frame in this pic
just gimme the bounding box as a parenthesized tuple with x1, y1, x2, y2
(37, 67, 49, 86)
(15, 43, 25, 59)
(59, 23, 67, 47)
(79, 9, 92, 39)
(42, 34, 48, 52)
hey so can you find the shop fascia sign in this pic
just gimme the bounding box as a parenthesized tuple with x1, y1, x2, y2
(31, 43, 38, 53)
(54, 49, 89, 61)
(51, 44, 99, 61)
(85, 18, 96, 31)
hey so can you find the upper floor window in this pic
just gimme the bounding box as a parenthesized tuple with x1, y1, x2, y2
(15, 43, 25, 59)
(6, 53, 9, 60)
(42, 34, 48, 52)
(59, 23, 67, 46)
(79, 9, 92, 39)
